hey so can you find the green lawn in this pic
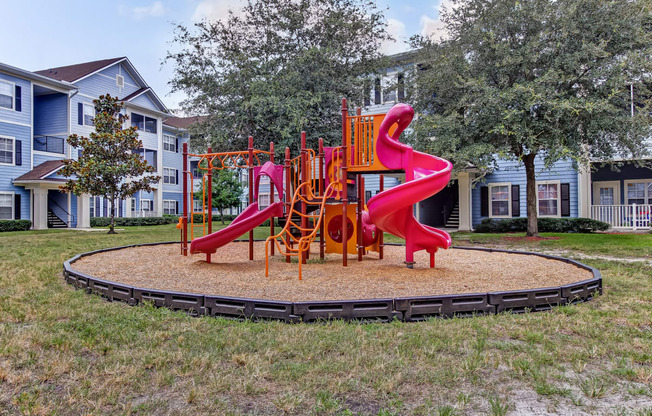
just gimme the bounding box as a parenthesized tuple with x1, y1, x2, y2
(0, 225, 650, 415)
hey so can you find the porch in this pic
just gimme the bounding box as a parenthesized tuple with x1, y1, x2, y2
(590, 204, 651, 230)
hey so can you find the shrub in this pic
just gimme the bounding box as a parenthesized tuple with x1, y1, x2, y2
(0, 220, 32, 232)
(90, 216, 178, 227)
(474, 217, 609, 233)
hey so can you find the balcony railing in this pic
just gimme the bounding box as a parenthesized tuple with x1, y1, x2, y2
(34, 135, 65, 154)
(590, 204, 651, 230)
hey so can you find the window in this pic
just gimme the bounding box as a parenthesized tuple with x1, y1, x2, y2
(83, 103, 95, 126)
(131, 112, 157, 134)
(383, 75, 396, 103)
(0, 80, 14, 110)
(374, 78, 381, 105)
(489, 184, 510, 217)
(625, 180, 652, 205)
(0, 136, 14, 165)
(131, 198, 136, 211)
(397, 73, 405, 101)
(258, 194, 269, 209)
(163, 200, 176, 215)
(163, 167, 176, 184)
(193, 200, 202, 212)
(163, 134, 176, 152)
(537, 182, 560, 216)
(0, 193, 13, 220)
(141, 200, 152, 211)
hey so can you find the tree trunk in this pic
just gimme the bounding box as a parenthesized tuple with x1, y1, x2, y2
(522, 153, 538, 237)
(108, 194, 117, 234)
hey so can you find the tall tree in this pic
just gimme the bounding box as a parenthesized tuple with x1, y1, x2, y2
(166, 0, 391, 154)
(195, 169, 245, 224)
(60, 95, 160, 234)
(411, 0, 652, 236)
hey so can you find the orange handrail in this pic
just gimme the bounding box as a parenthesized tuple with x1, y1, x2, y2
(265, 181, 339, 280)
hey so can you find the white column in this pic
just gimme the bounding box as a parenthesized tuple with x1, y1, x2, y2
(578, 162, 592, 218)
(77, 194, 90, 228)
(32, 187, 48, 230)
(125, 198, 132, 218)
(457, 171, 473, 232)
(154, 189, 163, 217)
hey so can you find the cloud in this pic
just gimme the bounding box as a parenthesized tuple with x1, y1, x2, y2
(419, 0, 452, 41)
(120, 1, 166, 20)
(380, 18, 411, 55)
(192, 0, 245, 22)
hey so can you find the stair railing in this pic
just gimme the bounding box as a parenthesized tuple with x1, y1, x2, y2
(48, 197, 76, 227)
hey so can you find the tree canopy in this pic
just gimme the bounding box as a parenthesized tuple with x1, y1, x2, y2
(195, 169, 244, 224)
(166, 0, 391, 155)
(60, 95, 160, 234)
(410, 0, 652, 235)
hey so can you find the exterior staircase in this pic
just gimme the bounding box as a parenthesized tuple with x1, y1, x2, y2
(444, 202, 460, 229)
(47, 209, 68, 228)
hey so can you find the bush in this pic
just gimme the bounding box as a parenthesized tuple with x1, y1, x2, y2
(474, 217, 609, 233)
(90, 216, 178, 227)
(0, 220, 32, 232)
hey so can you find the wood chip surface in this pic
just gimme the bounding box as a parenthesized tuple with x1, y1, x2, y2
(72, 242, 592, 301)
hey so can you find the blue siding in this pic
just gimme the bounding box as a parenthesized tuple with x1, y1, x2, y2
(75, 68, 139, 100)
(98, 63, 139, 90)
(591, 162, 652, 203)
(0, 72, 31, 126)
(130, 92, 160, 112)
(34, 93, 68, 135)
(163, 192, 183, 214)
(0, 121, 31, 182)
(70, 194, 77, 227)
(34, 152, 64, 168)
(472, 157, 579, 225)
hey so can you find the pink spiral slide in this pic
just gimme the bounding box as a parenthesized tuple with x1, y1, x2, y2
(366, 103, 452, 266)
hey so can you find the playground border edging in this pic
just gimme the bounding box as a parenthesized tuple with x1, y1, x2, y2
(62, 241, 602, 323)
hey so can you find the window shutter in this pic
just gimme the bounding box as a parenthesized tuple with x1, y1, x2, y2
(78, 103, 83, 125)
(511, 185, 520, 217)
(14, 194, 21, 219)
(78, 149, 82, 159)
(176, 138, 179, 153)
(95, 197, 100, 217)
(15, 86, 21, 112)
(15, 140, 21, 166)
(103, 198, 108, 217)
(480, 186, 489, 217)
(176, 200, 179, 214)
(176, 169, 179, 185)
(561, 183, 571, 217)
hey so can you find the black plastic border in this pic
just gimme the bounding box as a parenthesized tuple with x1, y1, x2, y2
(62, 242, 602, 323)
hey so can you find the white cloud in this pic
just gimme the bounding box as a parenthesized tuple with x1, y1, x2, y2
(192, 0, 245, 22)
(380, 18, 411, 55)
(121, 2, 166, 20)
(419, 0, 452, 41)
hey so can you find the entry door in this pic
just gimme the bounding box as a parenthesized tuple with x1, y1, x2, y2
(592, 181, 620, 205)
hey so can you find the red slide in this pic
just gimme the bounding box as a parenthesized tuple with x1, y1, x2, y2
(366, 103, 452, 265)
(190, 201, 284, 255)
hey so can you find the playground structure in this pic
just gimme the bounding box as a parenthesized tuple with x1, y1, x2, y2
(179, 100, 453, 279)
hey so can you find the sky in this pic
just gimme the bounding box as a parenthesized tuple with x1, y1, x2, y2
(0, 0, 447, 111)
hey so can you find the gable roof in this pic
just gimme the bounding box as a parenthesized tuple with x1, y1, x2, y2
(35, 57, 126, 82)
(164, 116, 207, 130)
(13, 160, 67, 182)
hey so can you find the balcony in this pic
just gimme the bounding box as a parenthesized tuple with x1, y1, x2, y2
(34, 135, 65, 154)
(590, 204, 651, 230)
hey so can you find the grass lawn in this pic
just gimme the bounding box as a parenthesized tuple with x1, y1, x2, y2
(0, 225, 650, 415)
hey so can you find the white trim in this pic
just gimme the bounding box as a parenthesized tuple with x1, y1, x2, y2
(31, 81, 74, 95)
(163, 199, 177, 215)
(0, 191, 15, 220)
(76, 92, 98, 100)
(488, 182, 511, 218)
(536, 180, 562, 218)
(71, 58, 128, 84)
(0, 79, 16, 112)
(162, 190, 184, 194)
(163, 166, 176, 184)
(624, 178, 652, 205)
(592, 180, 621, 205)
(30, 82, 34, 169)
(163, 133, 176, 152)
(141, 199, 153, 211)
(0, 118, 31, 128)
(32, 150, 66, 158)
(82, 102, 95, 127)
(0, 134, 16, 166)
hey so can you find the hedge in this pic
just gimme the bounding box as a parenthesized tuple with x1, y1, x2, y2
(0, 220, 32, 232)
(89, 214, 280, 227)
(474, 217, 610, 233)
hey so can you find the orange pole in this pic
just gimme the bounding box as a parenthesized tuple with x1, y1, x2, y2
(318, 138, 325, 260)
(285, 147, 291, 264)
(248, 136, 254, 261)
(269, 141, 275, 256)
(341, 98, 348, 266)
(206, 146, 212, 264)
(300, 131, 307, 264)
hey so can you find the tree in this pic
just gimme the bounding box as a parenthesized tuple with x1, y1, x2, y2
(166, 0, 391, 154)
(60, 95, 160, 234)
(195, 169, 245, 224)
(410, 0, 652, 236)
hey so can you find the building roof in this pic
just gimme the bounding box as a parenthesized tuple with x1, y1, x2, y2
(35, 57, 126, 82)
(13, 160, 67, 182)
(0, 62, 78, 92)
(163, 116, 207, 129)
(121, 87, 150, 102)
